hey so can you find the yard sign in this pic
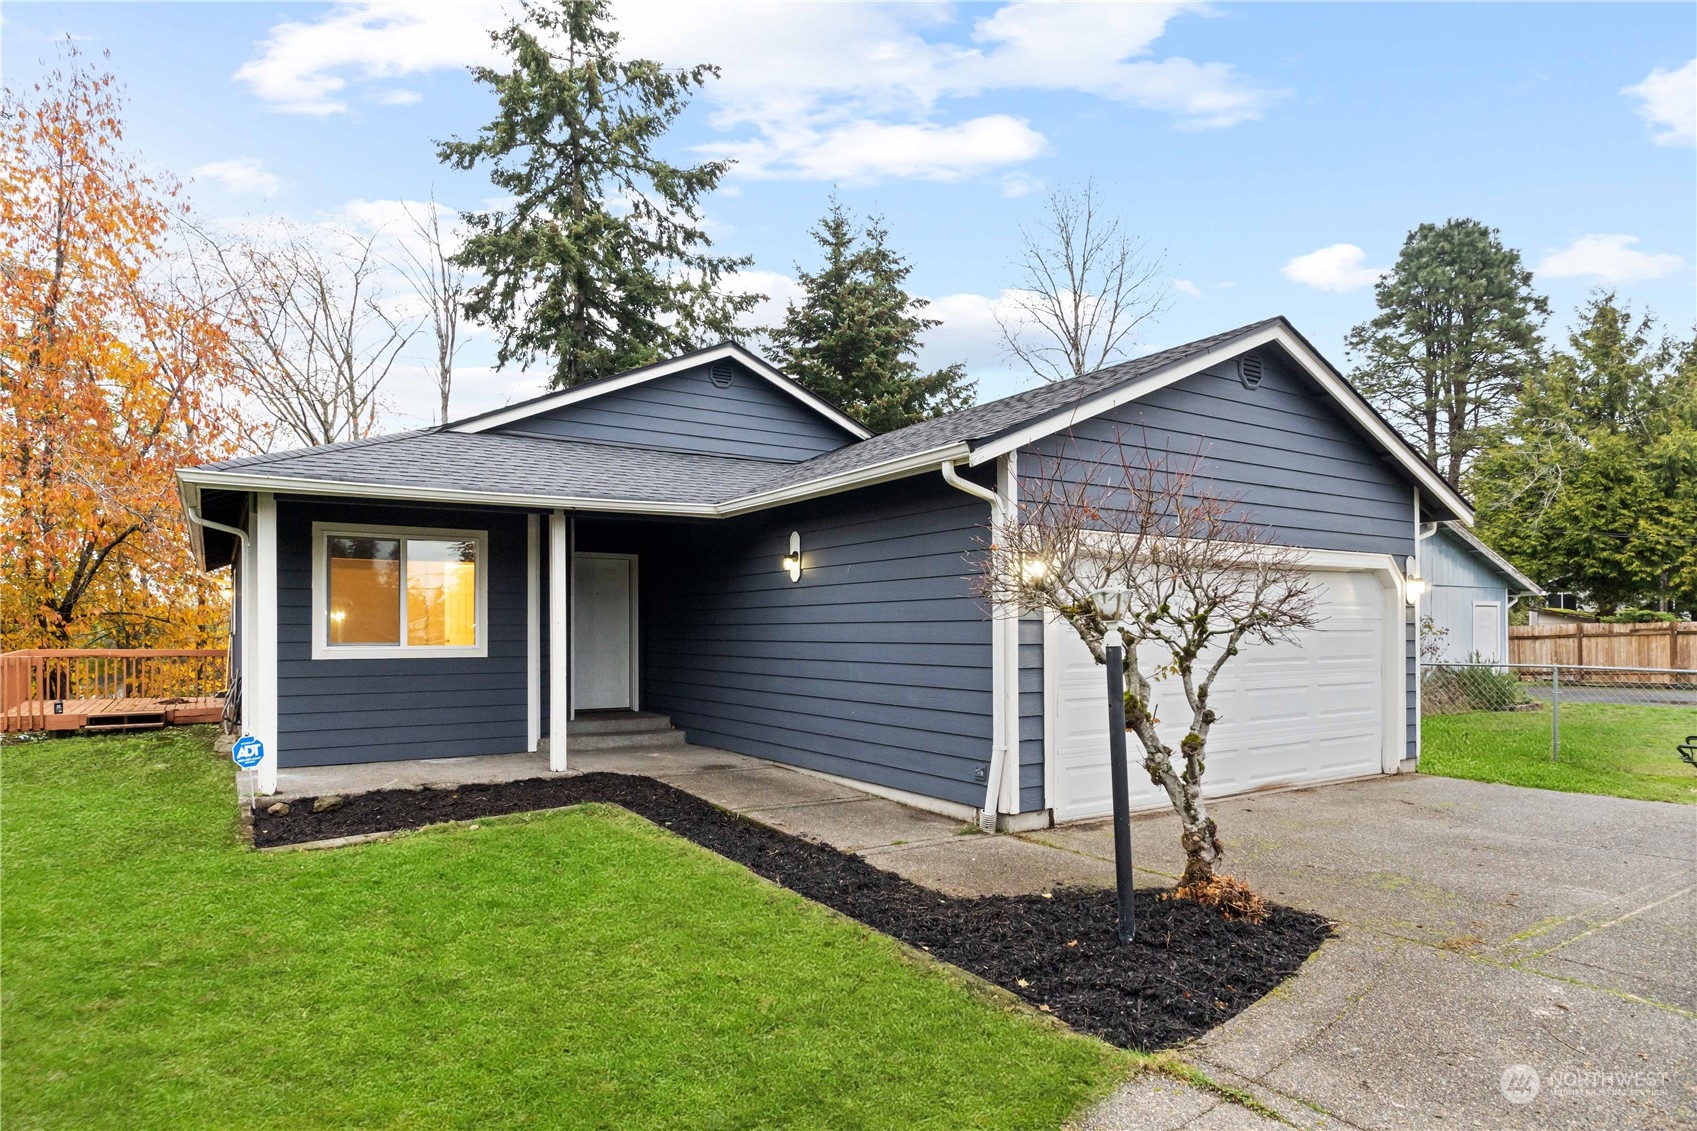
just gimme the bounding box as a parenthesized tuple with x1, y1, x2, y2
(232, 735, 265, 770)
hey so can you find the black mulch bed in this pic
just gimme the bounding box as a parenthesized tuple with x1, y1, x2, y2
(253, 773, 1332, 1051)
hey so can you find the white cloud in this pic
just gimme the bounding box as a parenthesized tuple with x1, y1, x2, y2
(1623, 59, 1695, 147)
(1538, 234, 1685, 283)
(191, 156, 281, 197)
(1281, 243, 1384, 293)
(233, 1, 508, 115)
(1173, 279, 1203, 299)
(720, 115, 1047, 184)
(373, 88, 423, 106)
(236, 1, 1279, 184)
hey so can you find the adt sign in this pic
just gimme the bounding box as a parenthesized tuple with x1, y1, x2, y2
(232, 735, 265, 770)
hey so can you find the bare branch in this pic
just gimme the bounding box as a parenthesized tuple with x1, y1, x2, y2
(996, 178, 1172, 384)
(389, 192, 468, 425)
(974, 437, 1317, 884)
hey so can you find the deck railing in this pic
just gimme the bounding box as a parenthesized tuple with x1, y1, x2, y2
(0, 649, 229, 733)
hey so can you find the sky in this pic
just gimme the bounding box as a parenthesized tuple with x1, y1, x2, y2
(4, 1, 1694, 433)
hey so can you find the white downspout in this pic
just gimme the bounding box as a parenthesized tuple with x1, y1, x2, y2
(1412, 489, 1439, 769)
(942, 460, 1010, 832)
(185, 502, 250, 755)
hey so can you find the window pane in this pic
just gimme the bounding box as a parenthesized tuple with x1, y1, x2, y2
(406, 539, 478, 647)
(327, 537, 401, 645)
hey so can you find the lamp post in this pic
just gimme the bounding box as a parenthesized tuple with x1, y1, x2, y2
(1091, 587, 1137, 945)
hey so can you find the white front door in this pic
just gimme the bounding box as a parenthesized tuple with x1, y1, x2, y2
(1047, 569, 1390, 823)
(573, 554, 637, 711)
(1471, 601, 1503, 663)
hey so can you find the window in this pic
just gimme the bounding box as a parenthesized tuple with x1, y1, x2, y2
(312, 523, 487, 659)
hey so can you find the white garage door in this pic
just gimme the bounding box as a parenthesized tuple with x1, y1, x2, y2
(1048, 569, 1391, 823)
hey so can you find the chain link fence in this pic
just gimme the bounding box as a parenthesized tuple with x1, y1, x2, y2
(1420, 662, 1697, 768)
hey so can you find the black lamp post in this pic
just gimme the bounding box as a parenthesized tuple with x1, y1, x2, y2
(1091, 588, 1137, 945)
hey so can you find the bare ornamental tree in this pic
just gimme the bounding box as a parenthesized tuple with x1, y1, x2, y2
(998, 179, 1171, 384)
(390, 195, 468, 425)
(977, 444, 1317, 886)
(192, 222, 420, 449)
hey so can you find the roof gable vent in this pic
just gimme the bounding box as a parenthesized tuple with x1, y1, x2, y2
(1237, 353, 1264, 390)
(708, 359, 736, 389)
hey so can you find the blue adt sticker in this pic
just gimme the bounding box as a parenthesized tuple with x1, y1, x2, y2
(232, 735, 265, 770)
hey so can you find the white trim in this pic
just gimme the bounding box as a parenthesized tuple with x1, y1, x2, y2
(526, 515, 541, 752)
(997, 452, 1023, 815)
(571, 552, 640, 713)
(253, 493, 279, 796)
(308, 521, 490, 661)
(548, 510, 570, 771)
(965, 322, 1474, 525)
(1042, 609, 1061, 816)
(446, 342, 874, 440)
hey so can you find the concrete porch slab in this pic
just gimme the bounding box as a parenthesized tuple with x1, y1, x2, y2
(272, 750, 565, 801)
(749, 795, 969, 852)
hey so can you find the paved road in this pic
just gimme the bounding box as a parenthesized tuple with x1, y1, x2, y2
(1524, 685, 1697, 707)
(1043, 776, 1697, 1130)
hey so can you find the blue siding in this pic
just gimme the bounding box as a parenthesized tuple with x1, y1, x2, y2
(624, 474, 995, 808)
(1022, 348, 1420, 766)
(1424, 527, 1510, 663)
(1018, 616, 1044, 812)
(275, 499, 530, 767)
(491, 360, 857, 462)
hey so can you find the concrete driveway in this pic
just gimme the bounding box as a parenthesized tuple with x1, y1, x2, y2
(1042, 775, 1697, 1130)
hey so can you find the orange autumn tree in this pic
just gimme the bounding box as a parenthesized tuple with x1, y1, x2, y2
(1, 50, 250, 651)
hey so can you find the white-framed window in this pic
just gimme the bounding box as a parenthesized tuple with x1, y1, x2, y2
(310, 522, 488, 660)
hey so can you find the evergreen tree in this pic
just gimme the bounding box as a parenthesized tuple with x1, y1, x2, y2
(1472, 294, 1697, 615)
(1346, 219, 1548, 486)
(769, 201, 974, 433)
(439, 0, 756, 388)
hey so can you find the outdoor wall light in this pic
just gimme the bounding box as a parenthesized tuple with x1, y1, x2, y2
(1020, 556, 1050, 584)
(1404, 557, 1427, 604)
(782, 531, 802, 583)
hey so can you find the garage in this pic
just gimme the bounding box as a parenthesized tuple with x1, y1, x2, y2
(1045, 567, 1401, 824)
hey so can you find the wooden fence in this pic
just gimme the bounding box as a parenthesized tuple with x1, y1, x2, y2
(1509, 622, 1697, 677)
(1, 649, 229, 733)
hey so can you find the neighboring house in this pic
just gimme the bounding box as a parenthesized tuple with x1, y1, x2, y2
(1419, 522, 1544, 663)
(178, 317, 1471, 829)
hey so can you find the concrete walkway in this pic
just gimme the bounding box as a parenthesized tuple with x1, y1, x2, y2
(269, 741, 1696, 1129)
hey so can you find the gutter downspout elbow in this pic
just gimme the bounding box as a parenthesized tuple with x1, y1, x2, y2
(186, 504, 250, 555)
(942, 460, 1010, 832)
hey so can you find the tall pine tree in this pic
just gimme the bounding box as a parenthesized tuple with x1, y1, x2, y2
(1472, 294, 1697, 614)
(1345, 219, 1548, 486)
(769, 201, 974, 433)
(439, 0, 756, 388)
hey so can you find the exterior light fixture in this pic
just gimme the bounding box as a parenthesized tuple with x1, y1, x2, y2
(1020, 556, 1049, 584)
(782, 531, 801, 583)
(1404, 557, 1427, 604)
(1090, 587, 1132, 624)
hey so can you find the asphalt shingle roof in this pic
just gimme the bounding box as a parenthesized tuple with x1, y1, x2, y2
(194, 430, 786, 506)
(185, 318, 1284, 508)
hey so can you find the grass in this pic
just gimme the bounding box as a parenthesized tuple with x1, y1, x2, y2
(1, 728, 1133, 1129)
(1421, 702, 1697, 804)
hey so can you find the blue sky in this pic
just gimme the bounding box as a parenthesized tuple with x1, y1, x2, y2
(5, 2, 1693, 429)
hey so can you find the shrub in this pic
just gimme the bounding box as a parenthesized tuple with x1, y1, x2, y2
(1422, 664, 1531, 714)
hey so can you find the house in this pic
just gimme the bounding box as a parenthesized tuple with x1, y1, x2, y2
(1418, 521, 1544, 663)
(178, 317, 1472, 829)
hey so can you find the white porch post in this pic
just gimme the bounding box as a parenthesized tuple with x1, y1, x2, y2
(548, 508, 570, 771)
(996, 451, 1022, 815)
(527, 514, 541, 752)
(252, 492, 280, 795)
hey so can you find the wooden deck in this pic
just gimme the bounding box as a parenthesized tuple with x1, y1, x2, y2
(1, 696, 224, 734)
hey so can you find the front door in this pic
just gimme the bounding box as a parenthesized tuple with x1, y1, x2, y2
(574, 554, 637, 711)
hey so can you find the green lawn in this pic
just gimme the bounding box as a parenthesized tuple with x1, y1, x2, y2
(1, 728, 1130, 1129)
(1421, 702, 1697, 804)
